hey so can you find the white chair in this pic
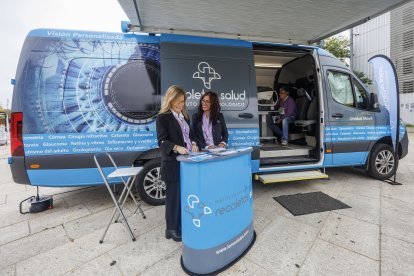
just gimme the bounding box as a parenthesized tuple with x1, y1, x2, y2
(94, 153, 146, 243)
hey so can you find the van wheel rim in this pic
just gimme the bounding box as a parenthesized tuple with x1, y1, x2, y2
(375, 150, 394, 175)
(143, 167, 166, 200)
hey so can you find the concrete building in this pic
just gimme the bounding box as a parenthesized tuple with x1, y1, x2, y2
(351, 1, 414, 124)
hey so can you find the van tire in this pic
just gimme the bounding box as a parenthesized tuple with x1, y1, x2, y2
(367, 143, 397, 180)
(136, 159, 165, 206)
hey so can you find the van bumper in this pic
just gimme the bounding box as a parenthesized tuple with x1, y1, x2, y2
(400, 131, 409, 159)
(9, 156, 30, 184)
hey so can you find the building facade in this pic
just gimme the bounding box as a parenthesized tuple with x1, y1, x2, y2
(352, 1, 414, 124)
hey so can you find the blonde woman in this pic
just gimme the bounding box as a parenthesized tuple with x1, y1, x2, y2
(156, 85, 199, 242)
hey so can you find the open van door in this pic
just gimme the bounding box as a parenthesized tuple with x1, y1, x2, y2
(323, 66, 376, 166)
(160, 35, 259, 150)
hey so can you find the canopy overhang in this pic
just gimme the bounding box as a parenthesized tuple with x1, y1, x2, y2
(118, 0, 410, 44)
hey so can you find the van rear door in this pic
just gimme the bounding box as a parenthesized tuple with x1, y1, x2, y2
(160, 35, 259, 153)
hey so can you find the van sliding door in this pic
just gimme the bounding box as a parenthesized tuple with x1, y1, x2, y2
(160, 35, 259, 150)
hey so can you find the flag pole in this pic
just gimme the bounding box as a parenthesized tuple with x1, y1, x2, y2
(368, 55, 402, 186)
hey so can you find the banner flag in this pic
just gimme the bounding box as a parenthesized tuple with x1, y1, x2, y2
(368, 55, 400, 153)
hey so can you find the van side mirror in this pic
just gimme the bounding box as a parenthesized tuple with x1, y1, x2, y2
(369, 93, 379, 110)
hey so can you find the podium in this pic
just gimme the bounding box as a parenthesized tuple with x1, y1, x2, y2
(178, 148, 256, 275)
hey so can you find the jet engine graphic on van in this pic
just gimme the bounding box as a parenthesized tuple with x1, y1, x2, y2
(193, 62, 221, 89)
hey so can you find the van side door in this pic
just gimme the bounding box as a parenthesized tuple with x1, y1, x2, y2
(324, 67, 375, 166)
(160, 35, 259, 149)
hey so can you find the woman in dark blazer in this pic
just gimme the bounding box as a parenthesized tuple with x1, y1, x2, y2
(192, 91, 228, 149)
(156, 85, 199, 242)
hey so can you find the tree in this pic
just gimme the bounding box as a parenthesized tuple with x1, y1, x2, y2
(322, 36, 350, 63)
(0, 106, 10, 127)
(322, 36, 372, 85)
(353, 70, 373, 85)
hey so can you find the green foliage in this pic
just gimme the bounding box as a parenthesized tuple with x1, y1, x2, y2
(322, 36, 372, 85)
(0, 106, 10, 115)
(322, 36, 350, 62)
(353, 70, 373, 85)
(0, 106, 11, 126)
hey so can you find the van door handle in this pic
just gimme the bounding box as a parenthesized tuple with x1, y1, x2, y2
(332, 113, 343, 118)
(238, 113, 254, 119)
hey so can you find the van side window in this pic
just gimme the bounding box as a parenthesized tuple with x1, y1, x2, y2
(352, 78, 368, 110)
(327, 71, 354, 107)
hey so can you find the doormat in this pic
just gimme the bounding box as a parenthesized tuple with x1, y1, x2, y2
(273, 191, 351, 216)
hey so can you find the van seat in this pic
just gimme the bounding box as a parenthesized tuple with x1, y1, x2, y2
(294, 88, 310, 121)
(295, 91, 317, 131)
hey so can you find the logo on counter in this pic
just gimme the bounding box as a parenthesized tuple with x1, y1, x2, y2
(185, 195, 212, 228)
(193, 62, 221, 89)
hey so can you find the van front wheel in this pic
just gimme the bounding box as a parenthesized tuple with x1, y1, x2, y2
(136, 159, 166, 205)
(367, 143, 397, 180)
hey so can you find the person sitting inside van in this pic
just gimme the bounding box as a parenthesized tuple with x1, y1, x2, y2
(267, 87, 297, 146)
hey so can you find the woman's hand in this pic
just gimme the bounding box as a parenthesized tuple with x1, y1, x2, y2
(176, 146, 189, 155)
(218, 143, 226, 148)
(192, 144, 199, 153)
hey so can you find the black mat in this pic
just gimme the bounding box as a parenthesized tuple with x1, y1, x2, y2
(273, 191, 351, 216)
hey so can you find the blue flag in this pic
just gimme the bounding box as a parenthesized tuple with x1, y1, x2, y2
(368, 55, 400, 153)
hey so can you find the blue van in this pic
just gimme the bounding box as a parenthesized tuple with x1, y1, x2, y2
(9, 29, 409, 205)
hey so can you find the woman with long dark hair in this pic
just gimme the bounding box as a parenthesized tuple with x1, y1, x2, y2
(192, 91, 228, 149)
(156, 85, 199, 242)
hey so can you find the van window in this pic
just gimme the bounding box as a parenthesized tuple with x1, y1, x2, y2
(327, 71, 354, 107)
(353, 79, 368, 109)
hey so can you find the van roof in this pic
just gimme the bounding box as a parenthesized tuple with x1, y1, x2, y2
(118, 0, 410, 44)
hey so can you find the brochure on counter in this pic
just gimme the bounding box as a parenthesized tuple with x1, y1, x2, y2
(187, 147, 252, 162)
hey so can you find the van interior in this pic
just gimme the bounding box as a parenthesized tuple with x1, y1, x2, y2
(253, 44, 320, 167)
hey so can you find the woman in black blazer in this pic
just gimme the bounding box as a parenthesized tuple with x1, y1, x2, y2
(156, 85, 199, 242)
(192, 91, 229, 149)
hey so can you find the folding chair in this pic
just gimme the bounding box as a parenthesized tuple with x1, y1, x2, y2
(94, 153, 146, 243)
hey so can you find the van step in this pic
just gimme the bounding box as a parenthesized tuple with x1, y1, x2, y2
(260, 156, 316, 165)
(255, 170, 328, 184)
(260, 145, 312, 158)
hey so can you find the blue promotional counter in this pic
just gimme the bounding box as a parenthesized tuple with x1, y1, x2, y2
(178, 148, 256, 275)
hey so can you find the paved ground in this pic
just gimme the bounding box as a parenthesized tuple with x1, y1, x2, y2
(0, 135, 413, 275)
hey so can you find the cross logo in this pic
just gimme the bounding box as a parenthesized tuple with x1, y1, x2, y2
(185, 195, 212, 228)
(192, 62, 221, 89)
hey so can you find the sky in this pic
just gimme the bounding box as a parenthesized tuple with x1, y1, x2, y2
(0, 0, 128, 109)
(0, 1, 352, 110)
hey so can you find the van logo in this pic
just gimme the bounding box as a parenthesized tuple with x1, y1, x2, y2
(185, 195, 212, 228)
(193, 62, 221, 89)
